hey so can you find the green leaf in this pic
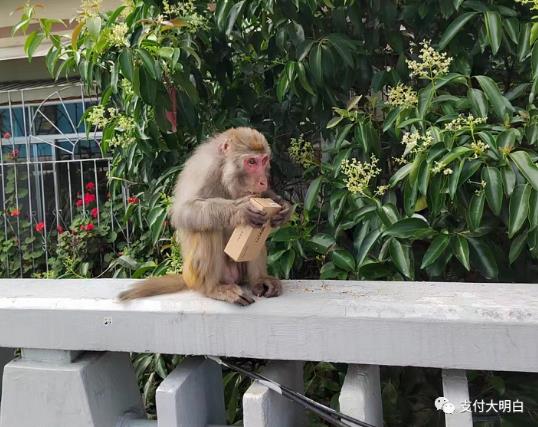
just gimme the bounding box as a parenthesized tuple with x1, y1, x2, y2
(468, 190, 485, 231)
(418, 85, 434, 119)
(297, 62, 315, 95)
(137, 48, 158, 80)
(510, 151, 538, 191)
(225, 0, 245, 35)
(509, 231, 527, 264)
(389, 163, 413, 186)
(484, 11, 502, 55)
(509, 184, 531, 238)
(148, 206, 167, 245)
(452, 235, 470, 270)
(475, 75, 513, 120)
(276, 71, 289, 102)
(117, 255, 140, 270)
(309, 233, 335, 253)
(281, 249, 296, 279)
(310, 43, 323, 84)
(332, 249, 355, 272)
(355, 229, 381, 267)
(119, 49, 134, 81)
(326, 116, 343, 129)
(438, 146, 472, 166)
(482, 167, 503, 215)
(389, 239, 412, 279)
(24, 31, 44, 61)
(304, 177, 322, 211)
(468, 238, 499, 279)
(384, 217, 432, 239)
(518, 23, 532, 62)
(531, 22, 538, 45)
(448, 159, 464, 199)
(320, 261, 347, 280)
(438, 12, 478, 49)
(468, 88, 488, 118)
(421, 234, 450, 269)
(529, 190, 538, 230)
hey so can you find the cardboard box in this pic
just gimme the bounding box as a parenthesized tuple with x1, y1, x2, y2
(224, 198, 281, 262)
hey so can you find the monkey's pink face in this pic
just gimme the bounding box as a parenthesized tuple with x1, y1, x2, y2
(243, 154, 269, 194)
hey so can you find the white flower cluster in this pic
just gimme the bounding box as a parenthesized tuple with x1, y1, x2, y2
(470, 140, 489, 158)
(401, 130, 434, 157)
(77, 0, 102, 21)
(109, 23, 129, 48)
(444, 114, 487, 132)
(407, 40, 453, 80)
(288, 135, 315, 168)
(387, 84, 418, 109)
(341, 156, 381, 195)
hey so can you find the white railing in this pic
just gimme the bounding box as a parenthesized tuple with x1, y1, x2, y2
(0, 278, 536, 426)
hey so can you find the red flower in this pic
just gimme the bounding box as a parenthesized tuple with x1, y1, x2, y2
(85, 223, 95, 231)
(84, 193, 96, 204)
(91, 207, 99, 218)
(35, 222, 45, 233)
(76, 199, 83, 208)
(9, 149, 19, 159)
(128, 196, 139, 204)
(85, 182, 95, 192)
(57, 225, 64, 234)
(2, 132, 11, 139)
(9, 208, 20, 217)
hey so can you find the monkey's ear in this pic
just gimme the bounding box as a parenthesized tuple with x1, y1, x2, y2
(218, 140, 231, 155)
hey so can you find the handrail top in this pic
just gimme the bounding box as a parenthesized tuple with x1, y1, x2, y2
(0, 278, 535, 324)
(1, 279, 537, 371)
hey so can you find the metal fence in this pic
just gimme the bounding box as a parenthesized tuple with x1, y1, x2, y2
(0, 81, 130, 277)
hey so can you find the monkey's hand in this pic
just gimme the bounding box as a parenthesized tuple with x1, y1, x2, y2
(236, 197, 267, 227)
(269, 196, 292, 227)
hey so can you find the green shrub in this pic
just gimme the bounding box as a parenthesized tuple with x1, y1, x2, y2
(14, 0, 538, 424)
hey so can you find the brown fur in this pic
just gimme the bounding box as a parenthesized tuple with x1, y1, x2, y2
(118, 127, 292, 305)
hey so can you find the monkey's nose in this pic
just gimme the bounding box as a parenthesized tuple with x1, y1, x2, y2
(258, 179, 268, 192)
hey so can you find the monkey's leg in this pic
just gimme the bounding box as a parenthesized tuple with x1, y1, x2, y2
(206, 283, 255, 306)
(181, 229, 255, 306)
(246, 247, 283, 298)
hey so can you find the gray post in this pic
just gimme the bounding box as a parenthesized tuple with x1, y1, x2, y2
(339, 364, 383, 427)
(442, 369, 473, 427)
(156, 357, 225, 427)
(0, 347, 14, 399)
(0, 350, 144, 427)
(243, 360, 306, 427)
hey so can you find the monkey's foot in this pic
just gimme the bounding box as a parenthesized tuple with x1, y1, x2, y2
(210, 284, 255, 306)
(251, 276, 283, 298)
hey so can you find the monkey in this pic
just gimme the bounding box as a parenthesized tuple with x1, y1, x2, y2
(118, 127, 292, 306)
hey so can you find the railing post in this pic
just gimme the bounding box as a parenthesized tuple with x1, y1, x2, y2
(441, 369, 472, 427)
(156, 356, 225, 427)
(0, 350, 144, 427)
(243, 360, 306, 427)
(339, 364, 383, 427)
(0, 347, 14, 399)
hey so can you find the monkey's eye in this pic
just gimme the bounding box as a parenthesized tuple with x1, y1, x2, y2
(247, 158, 257, 165)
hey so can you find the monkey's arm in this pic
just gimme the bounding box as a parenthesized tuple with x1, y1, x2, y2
(172, 197, 267, 231)
(263, 190, 293, 227)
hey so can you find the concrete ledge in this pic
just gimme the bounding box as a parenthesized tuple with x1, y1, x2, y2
(0, 279, 537, 372)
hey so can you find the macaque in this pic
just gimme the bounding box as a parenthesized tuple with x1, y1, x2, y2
(119, 127, 292, 305)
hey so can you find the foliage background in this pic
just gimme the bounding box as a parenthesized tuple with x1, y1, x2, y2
(12, 0, 538, 425)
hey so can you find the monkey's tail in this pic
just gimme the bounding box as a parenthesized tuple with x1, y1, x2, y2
(118, 274, 187, 301)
